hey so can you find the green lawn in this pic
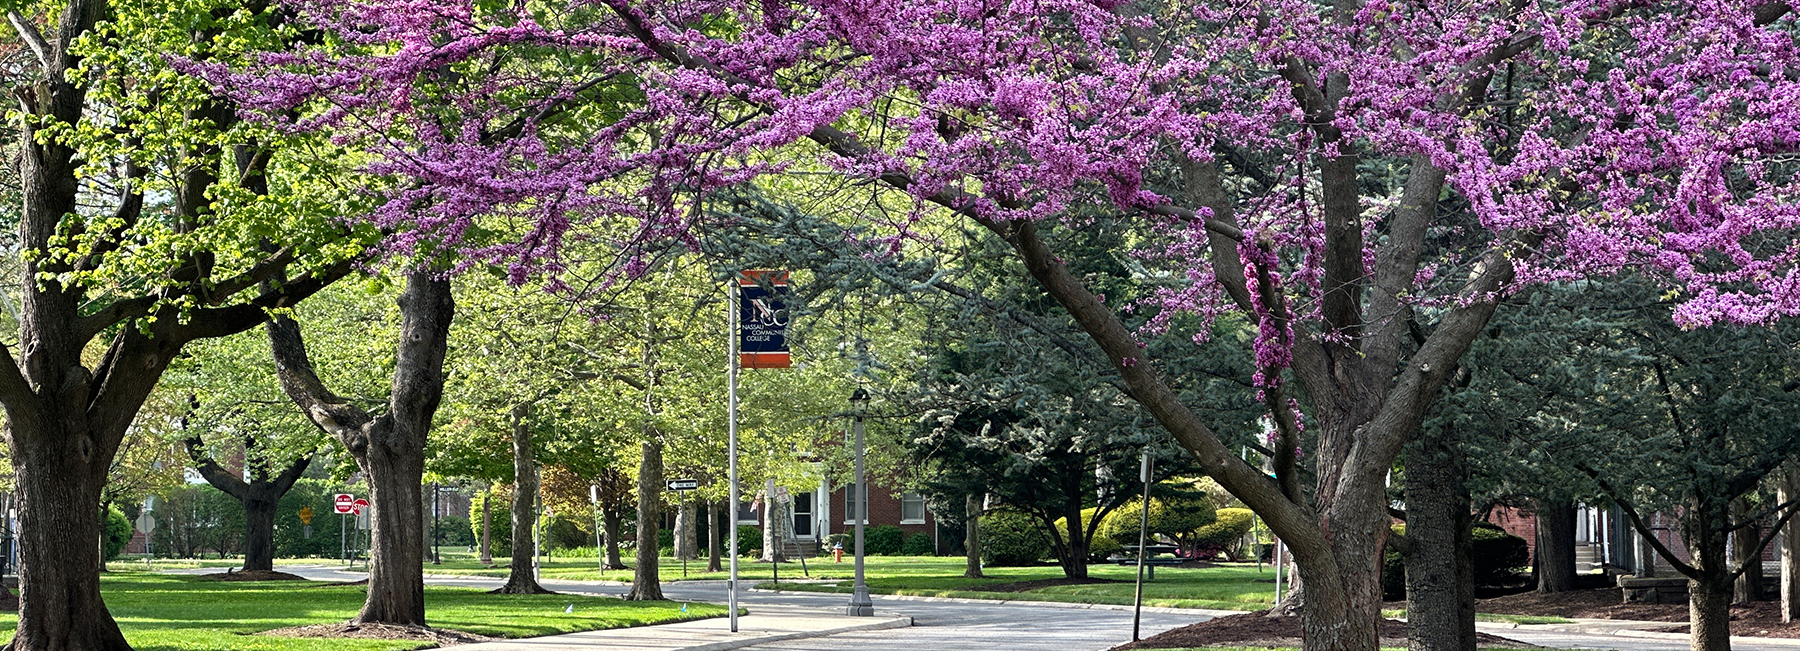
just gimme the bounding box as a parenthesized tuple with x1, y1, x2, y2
(759, 558, 1283, 611)
(0, 572, 724, 651)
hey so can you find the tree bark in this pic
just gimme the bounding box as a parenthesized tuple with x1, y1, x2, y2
(267, 270, 453, 626)
(185, 434, 312, 573)
(627, 438, 664, 600)
(479, 486, 493, 566)
(1734, 497, 1763, 603)
(1535, 498, 1578, 593)
(1403, 435, 1475, 651)
(1057, 478, 1090, 580)
(1783, 470, 1800, 622)
(965, 493, 984, 579)
(1691, 576, 1733, 651)
(603, 505, 626, 570)
(496, 402, 551, 594)
(707, 499, 724, 572)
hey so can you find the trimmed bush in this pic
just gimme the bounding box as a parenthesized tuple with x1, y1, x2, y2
(1088, 533, 1122, 560)
(980, 508, 1050, 566)
(901, 532, 936, 556)
(1099, 494, 1216, 545)
(1472, 523, 1529, 583)
(865, 525, 905, 555)
(469, 491, 514, 558)
(1381, 523, 1531, 599)
(103, 507, 131, 561)
(434, 515, 475, 547)
(1192, 508, 1255, 559)
(736, 525, 760, 557)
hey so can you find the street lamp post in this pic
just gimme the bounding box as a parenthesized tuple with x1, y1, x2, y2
(847, 388, 874, 617)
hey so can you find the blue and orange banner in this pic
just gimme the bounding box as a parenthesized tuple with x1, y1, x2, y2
(737, 270, 790, 369)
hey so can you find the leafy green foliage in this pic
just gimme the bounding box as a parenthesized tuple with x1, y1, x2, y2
(1099, 492, 1217, 547)
(901, 533, 936, 556)
(1193, 508, 1256, 559)
(864, 525, 905, 556)
(980, 508, 1051, 566)
(102, 508, 132, 561)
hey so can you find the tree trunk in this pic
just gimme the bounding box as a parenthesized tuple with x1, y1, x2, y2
(1783, 470, 1800, 622)
(479, 487, 493, 566)
(9, 429, 132, 650)
(242, 497, 278, 572)
(1734, 498, 1763, 603)
(965, 493, 983, 579)
(267, 270, 453, 627)
(1403, 434, 1475, 651)
(1535, 498, 1578, 593)
(1059, 489, 1090, 580)
(603, 505, 626, 570)
(496, 402, 550, 594)
(627, 438, 664, 600)
(1638, 523, 1658, 578)
(1691, 576, 1733, 651)
(707, 499, 723, 572)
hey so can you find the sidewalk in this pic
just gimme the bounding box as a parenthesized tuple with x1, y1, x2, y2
(447, 607, 910, 651)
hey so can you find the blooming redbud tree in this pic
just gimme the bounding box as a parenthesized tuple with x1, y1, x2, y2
(190, 1, 1800, 650)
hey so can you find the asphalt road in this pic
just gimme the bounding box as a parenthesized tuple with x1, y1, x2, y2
(272, 565, 1800, 651)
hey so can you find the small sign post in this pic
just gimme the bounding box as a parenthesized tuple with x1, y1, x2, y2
(334, 494, 354, 563)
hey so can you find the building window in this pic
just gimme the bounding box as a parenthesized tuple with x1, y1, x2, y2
(736, 500, 759, 526)
(901, 492, 926, 524)
(843, 483, 867, 524)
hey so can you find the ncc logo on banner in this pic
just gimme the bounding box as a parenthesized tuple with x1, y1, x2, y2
(737, 270, 790, 369)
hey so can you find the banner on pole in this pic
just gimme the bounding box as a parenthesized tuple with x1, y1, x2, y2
(736, 270, 791, 369)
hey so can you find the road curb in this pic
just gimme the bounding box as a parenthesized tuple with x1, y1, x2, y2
(747, 587, 1229, 617)
(674, 616, 914, 651)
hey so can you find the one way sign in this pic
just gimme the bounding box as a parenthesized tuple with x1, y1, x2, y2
(665, 479, 698, 491)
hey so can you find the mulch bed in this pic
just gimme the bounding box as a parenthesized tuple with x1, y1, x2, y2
(1114, 610, 1532, 650)
(1473, 585, 1800, 639)
(197, 569, 309, 582)
(975, 577, 1126, 593)
(261, 623, 498, 645)
(0, 589, 16, 612)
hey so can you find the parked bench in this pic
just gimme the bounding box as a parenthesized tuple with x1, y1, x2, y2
(1113, 544, 1185, 580)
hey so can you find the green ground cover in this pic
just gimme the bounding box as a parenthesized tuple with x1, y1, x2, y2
(0, 572, 723, 651)
(761, 558, 1282, 610)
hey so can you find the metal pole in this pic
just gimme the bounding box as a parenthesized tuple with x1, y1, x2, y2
(848, 401, 873, 616)
(728, 278, 742, 633)
(1274, 537, 1284, 603)
(341, 513, 347, 565)
(1132, 450, 1152, 641)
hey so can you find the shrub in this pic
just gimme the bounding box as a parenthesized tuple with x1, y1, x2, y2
(1472, 523, 1529, 583)
(1381, 523, 1531, 600)
(901, 532, 936, 556)
(736, 526, 761, 556)
(548, 515, 594, 550)
(434, 515, 474, 547)
(1100, 494, 1216, 545)
(469, 491, 513, 558)
(102, 507, 131, 561)
(1088, 533, 1122, 561)
(826, 532, 850, 550)
(865, 525, 905, 555)
(1192, 508, 1255, 559)
(980, 508, 1050, 566)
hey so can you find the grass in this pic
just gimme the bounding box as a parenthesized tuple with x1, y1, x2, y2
(0, 571, 725, 651)
(758, 558, 1283, 611)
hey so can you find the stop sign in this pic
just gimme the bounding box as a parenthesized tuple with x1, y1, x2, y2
(352, 498, 369, 515)
(334, 494, 355, 514)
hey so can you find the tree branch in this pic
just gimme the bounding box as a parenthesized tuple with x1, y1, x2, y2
(6, 11, 48, 74)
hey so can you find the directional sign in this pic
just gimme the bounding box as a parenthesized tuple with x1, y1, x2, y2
(297, 506, 314, 525)
(665, 479, 699, 492)
(334, 494, 355, 514)
(352, 498, 369, 515)
(134, 513, 155, 534)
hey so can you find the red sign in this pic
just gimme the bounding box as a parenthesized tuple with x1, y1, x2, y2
(737, 270, 790, 369)
(334, 494, 355, 514)
(353, 498, 369, 515)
